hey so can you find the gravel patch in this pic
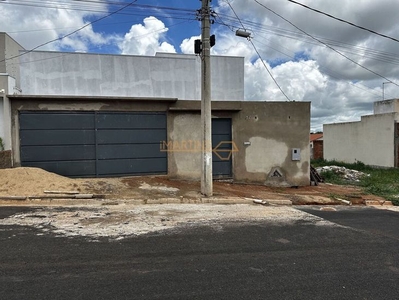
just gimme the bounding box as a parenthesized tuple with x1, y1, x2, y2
(0, 204, 336, 241)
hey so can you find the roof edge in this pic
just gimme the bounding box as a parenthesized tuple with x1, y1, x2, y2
(7, 95, 178, 102)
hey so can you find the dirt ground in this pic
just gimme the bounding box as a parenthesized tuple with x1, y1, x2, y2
(0, 167, 394, 240)
(0, 167, 386, 205)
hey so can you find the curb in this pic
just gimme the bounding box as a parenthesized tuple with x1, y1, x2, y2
(0, 197, 293, 207)
(364, 200, 393, 206)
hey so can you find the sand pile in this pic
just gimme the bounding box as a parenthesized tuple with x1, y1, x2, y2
(0, 167, 128, 197)
(0, 167, 79, 196)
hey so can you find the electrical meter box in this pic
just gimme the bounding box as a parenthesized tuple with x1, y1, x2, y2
(292, 148, 301, 161)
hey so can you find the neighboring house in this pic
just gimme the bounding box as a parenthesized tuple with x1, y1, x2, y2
(310, 133, 323, 160)
(324, 99, 399, 168)
(0, 32, 24, 165)
(0, 32, 311, 186)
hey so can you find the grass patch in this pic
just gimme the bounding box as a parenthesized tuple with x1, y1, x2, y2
(312, 159, 399, 205)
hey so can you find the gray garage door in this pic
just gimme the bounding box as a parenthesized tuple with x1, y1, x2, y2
(212, 118, 232, 178)
(19, 111, 167, 177)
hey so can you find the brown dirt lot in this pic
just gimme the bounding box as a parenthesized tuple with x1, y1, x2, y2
(0, 167, 386, 205)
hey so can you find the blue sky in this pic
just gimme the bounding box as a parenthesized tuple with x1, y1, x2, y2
(1, 0, 399, 131)
(85, 0, 202, 54)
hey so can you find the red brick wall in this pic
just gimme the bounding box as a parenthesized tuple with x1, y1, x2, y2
(313, 140, 323, 160)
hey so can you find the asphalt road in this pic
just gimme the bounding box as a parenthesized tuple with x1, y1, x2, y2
(1, 206, 399, 300)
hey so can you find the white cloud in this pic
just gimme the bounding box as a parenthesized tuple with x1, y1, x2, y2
(240, 59, 327, 102)
(180, 35, 200, 54)
(0, 0, 113, 52)
(119, 16, 176, 55)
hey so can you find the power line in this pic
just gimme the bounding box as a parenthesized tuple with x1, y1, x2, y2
(213, 13, 399, 66)
(249, 39, 292, 101)
(253, 0, 399, 88)
(0, 0, 138, 63)
(1, 22, 193, 70)
(5, 1, 398, 66)
(250, 36, 389, 99)
(288, 0, 399, 44)
(224, 0, 291, 101)
(1, 0, 196, 15)
(0, 1, 197, 26)
(215, 13, 395, 100)
(216, 12, 386, 99)
(1, 19, 192, 69)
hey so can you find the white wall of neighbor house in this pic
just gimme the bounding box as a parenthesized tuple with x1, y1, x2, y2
(19, 51, 244, 101)
(0, 76, 6, 143)
(0, 100, 3, 143)
(324, 113, 399, 168)
(0, 33, 24, 89)
(0, 75, 15, 151)
(374, 99, 399, 115)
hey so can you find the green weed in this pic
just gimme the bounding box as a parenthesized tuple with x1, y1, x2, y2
(313, 159, 399, 205)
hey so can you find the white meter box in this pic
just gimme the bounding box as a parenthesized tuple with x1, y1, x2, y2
(292, 148, 301, 161)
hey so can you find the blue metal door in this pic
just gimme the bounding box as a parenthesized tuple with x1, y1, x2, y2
(212, 118, 233, 178)
(19, 111, 167, 177)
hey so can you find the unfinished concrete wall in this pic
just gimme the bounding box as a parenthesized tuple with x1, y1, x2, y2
(324, 113, 398, 167)
(19, 51, 244, 101)
(168, 101, 311, 186)
(232, 102, 310, 186)
(167, 112, 202, 180)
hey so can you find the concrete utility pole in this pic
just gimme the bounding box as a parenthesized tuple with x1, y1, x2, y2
(200, 0, 213, 196)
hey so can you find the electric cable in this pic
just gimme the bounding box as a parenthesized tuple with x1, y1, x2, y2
(0, 0, 138, 63)
(215, 12, 391, 100)
(1, 0, 196, 17)
(250, 36, 392, 99)
(288, 0, 399, 44)
(213, 15, 399, 66)
(253, 0, 399, 88)
(224, 0, 292, 101)
(3, 0, 398, 96)
(1, 19, 192, 69)
(4, 1, 397, 66)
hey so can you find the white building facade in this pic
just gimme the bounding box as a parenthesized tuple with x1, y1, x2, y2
(324, 99, 399, 168)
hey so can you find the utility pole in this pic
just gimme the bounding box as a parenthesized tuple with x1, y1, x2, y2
(200, 0, 212, 196)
